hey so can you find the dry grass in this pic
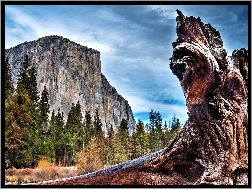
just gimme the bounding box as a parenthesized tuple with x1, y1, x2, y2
(5, 158, 78, 184)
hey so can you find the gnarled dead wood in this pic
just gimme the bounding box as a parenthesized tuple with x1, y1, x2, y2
(143, 9, 248, 185)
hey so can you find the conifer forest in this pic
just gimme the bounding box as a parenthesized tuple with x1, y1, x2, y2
(4, 55, 181, 174)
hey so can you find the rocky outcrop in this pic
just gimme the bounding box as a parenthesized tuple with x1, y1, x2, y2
(5, 36, 136, 132)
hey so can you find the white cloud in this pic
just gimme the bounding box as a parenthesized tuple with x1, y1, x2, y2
(96, 9, 125, 23)
(147, 5, 178, 20)
(5, 6, 118, 55)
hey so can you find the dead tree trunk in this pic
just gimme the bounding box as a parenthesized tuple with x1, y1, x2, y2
(143, 10, 248, 185)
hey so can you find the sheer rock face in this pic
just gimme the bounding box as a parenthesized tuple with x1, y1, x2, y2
(5, 36, 136, 132)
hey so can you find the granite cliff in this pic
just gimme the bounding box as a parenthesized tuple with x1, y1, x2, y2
(5, 36, 136, 133)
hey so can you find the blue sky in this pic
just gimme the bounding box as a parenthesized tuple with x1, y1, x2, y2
(5, 4, 248, 126)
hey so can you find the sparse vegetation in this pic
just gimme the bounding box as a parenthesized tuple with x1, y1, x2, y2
(5, 161, 78, 184)
(76, 137, 104, 174)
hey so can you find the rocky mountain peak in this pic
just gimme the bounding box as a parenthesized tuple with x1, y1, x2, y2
(5, 35, 136, 133)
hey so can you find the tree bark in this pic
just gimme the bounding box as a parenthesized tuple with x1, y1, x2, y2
(142, 10, 248, 185)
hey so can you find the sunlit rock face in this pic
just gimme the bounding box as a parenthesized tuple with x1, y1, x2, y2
(5, 36, 136, 133)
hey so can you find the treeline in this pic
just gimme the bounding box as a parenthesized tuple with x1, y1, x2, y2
(5, 55, 181, 173)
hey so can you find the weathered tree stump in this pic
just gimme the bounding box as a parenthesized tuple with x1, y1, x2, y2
(143, 9, 248, 185)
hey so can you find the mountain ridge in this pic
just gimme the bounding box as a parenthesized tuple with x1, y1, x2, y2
(5, 35, 136, 133)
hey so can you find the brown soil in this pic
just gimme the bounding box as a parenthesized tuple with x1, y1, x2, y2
(36, 166, 196, 185)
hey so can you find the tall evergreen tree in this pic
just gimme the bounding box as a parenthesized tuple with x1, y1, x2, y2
(147, 110, 165, 152)
(15, 55, 41, 167)
(130, 131, 138, 159)
(164, 121, 168, 130)
(17, 55, 39, 104)
(135, 119, 150, 157)
(164, 114, 181, 146)
(147, 110, 156, 152)
(65, 101, 83, 164)
(105, 124, 115, 165)
(171, 114, 180, 129)
(75, 101, 84, 150)
(155, 111, 164, 150)
(163, 120, 170, 146)
(17, 55, 30, 89)
(28, 66, 39, 105)
(5, 86, 31, 168)
(83, 111, 94, 149)
(65, 103, 76, 165)
(5, 57, 14, 100)
(49, 109, 56, 140)
(113, 129, 128, 164)
(53, 109, 66, 165)
(93, 109, 103, 137)
(93, 109, 106, 163)
(104, 124, 127, 165)
(66, 103, 76, 133)
(39, 86, 50, 138)
(117, 118, 131, 159)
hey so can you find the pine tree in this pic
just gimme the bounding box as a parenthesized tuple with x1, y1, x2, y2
(155, 111, 164, 150)
(25, 107, 41, 167)
(113, 127, 128, 164)
(14, 55, 42, 167)
(49, 109, 56, 140)
(93, 109, 106, 163)
(17, 55, 39, 104)
(5, 57, 14, 100)
(5, 86, 31, 168)
(93, 109, 103, 137)
(135, 119, 150, 157)
(53, 109, 66, 165)
(83, 111, 94, 149)
(117, 118, 131, 160)
(163, 121, 170, 146)
(65, 101, 84, 164)
(171, 114, 180, 130)
(28, 66, 39, 105)
(147, 110, 156, 152)
(164, 121, 168, 130)
(74, 101, 84, 153)
(146, 110, 165, 152)
(105, 124, 115, 165)
(17, 55, 30, 89)
(164, 114, 181, 146)
(130, 126, 137, 159)
(39, 86, 50, 138)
